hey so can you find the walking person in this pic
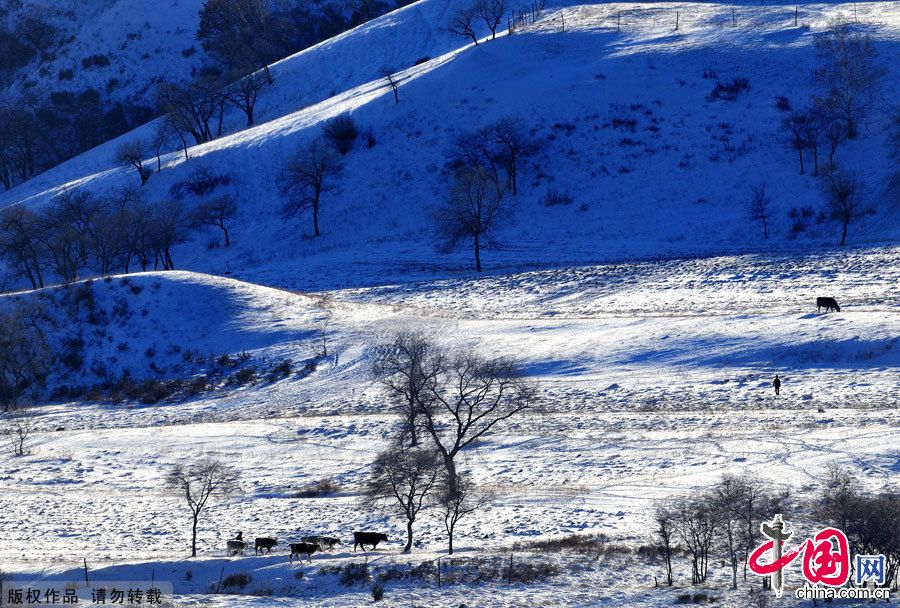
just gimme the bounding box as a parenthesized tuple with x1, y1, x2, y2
(773, 374, 781, 396)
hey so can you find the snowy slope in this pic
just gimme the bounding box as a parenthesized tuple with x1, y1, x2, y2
(1, 246, 897, 606)
(1, 3, 898, 606)
(0, 271, 327, 398)
(2, 1, 898, 293)
(0, 0, 206, 106)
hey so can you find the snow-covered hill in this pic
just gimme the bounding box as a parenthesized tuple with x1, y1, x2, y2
(2, 1, 897, 293)
(1, 3, 898, 605)
(0, 0, 206, 106)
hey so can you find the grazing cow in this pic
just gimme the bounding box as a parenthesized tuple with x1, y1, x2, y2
(289, 542, 319, 563)
(301, 535, 341, 550)
(816, 297, 841, 313)
(353, 531, 388, 552)
(226, 539, 246, 556)
(255, 537, 278, 555)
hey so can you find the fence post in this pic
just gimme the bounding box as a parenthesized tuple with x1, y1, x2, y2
(508, 553, 513, 584)
(617, 11, 621, 31)
(795, 6, 798, 27)
(437, 558, 441, 587)
(83, 558, 90, 585)
(732, 8, 736, 27)
(561, 11, 565, 32)
(675, 10, 679, 30)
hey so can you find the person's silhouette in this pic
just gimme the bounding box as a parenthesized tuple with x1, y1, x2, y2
(773, 375, 781, 396)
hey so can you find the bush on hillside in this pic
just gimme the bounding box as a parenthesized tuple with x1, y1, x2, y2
(708, 76, 750, 101)
(170, 167, 232, 198)
(323, 114, 359, 155)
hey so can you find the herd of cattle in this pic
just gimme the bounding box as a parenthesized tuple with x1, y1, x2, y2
(225, 532, 390, 562)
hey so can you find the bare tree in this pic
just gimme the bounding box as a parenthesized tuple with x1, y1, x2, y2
(51, 188, 100, 267)
(0, 303, 49, 412)
(279, 138, 343, 237)
(363, 446, 442, 553)
(115, 139, 152, 186)
(119, 193, 155, 273)
(448, 6, 480, 45)
(440, 470, 490, 554)
(815, 462, 899, 588)
(812, 26, 885, 140)
(821, 167, 872, 246)
(817, 462, 861, 532)
(191, 195, 238, 246)
(88, 200, 130, 276)
(372, 333, 443, 447)
(748, 183, 772, 239)
(450, 127, 505, 197)
(711, 475, 747, 590)
(39, 208, 83, 283)
(419, 352, 536, 497)
(166, 459, 240, 557)
(152, 199, 192, 270)
(163, 111, 192, 161)
(823, 116, 849, 166)
(380, 67, 400, 103)
(655, 506, 676, 586)
(3, 406, 38, 456)
(156, 81, 218, 146)
(197, 0, 273, 72)
(475, 0, 508, 39)
(434, 166, 507, 272)
(0, 206, 46, 289)
(673, 493, 717, 584)
(801, 109, 823, 175)
(845, 494, 900, 589)
(491, 116, 538, 195)
(150, 125, 169, 173)
(224, 69, 270, 127)
(781, 112, 807, 174)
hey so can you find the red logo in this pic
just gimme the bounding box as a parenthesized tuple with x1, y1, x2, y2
(748, 515, 850, 596)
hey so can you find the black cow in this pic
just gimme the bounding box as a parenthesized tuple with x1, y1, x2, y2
(353, 531, 388, 552)
(255, 537, 278, 554)
(301, 535, 341, 550)
(816, 297, 841, 313)
(289, 542, 319, 563)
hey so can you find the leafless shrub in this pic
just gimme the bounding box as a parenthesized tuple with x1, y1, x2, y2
(323, 114, 359, 155)
(3, 406, 38, 456)
(296, 477, 342, 498)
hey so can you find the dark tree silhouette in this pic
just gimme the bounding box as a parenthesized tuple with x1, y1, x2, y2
(279, 138, 343, 237)
(166, 459, 240, 557)
(821, 168, 873, 246)
(364, 446, 441, 553)
(191, 195, 238, 246)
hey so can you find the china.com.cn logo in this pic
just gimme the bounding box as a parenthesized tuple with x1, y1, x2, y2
(747, 514, 889, 600)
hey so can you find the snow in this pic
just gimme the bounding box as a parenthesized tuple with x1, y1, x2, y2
(2, 245, 897, 605)
(2, 1, 898, 285)
(0, 0, 898, 605)
(0, 0, 206, 107)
